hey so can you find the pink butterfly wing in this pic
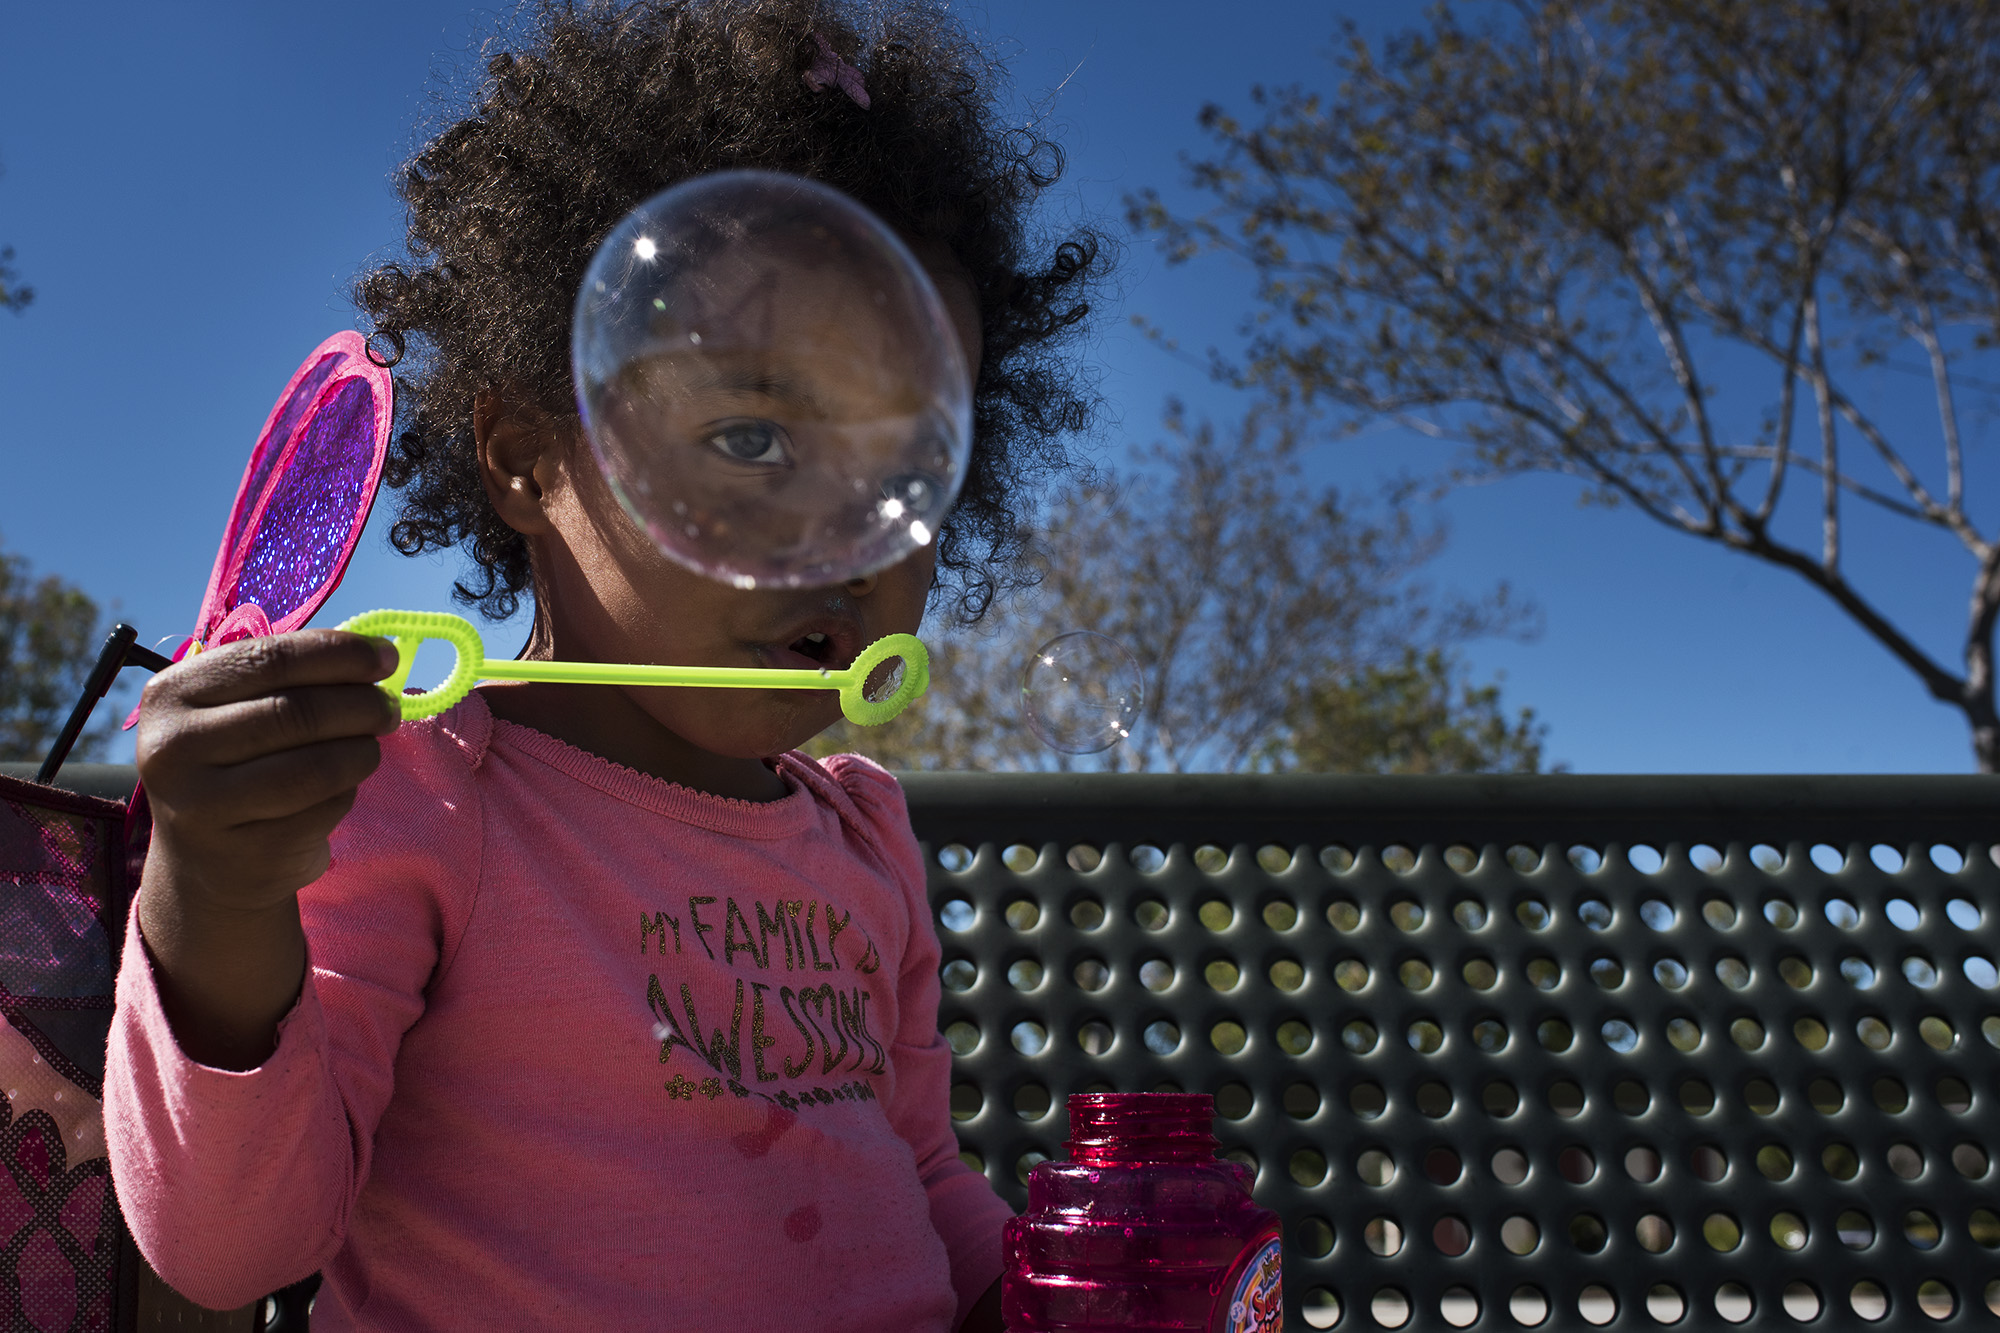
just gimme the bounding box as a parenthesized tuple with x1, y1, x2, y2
(197, 332, 393, 641)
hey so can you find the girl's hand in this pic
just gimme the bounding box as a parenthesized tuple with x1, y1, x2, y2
(133, 630, 402, 1069)
(137, 630, 402, 909)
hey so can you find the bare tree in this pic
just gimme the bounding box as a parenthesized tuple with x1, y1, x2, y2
(809, 407, 1547, 772)
(1131, 0, 2000, 769)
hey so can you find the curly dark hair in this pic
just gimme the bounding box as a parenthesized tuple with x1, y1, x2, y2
(355, 0, 1105, 624)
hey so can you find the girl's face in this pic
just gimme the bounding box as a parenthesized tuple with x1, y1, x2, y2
(589, 237, 966, 593)
(477, 244, 981, 778)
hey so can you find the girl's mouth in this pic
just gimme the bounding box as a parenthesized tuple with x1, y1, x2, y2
(790, 630, 833, 664)
(757, 623, 858, 672)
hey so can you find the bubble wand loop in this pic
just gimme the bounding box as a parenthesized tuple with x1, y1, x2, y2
(338, 609, 928, 726)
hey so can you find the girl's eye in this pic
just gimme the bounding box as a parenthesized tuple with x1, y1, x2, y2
(702, 419, 792, 466)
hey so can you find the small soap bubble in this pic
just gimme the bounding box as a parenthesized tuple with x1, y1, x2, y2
(1021, 631, 1143, 754)
(572, 170, 972, 588)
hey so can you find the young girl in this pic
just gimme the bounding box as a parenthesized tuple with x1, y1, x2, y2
(105, 3, 1100, 1328)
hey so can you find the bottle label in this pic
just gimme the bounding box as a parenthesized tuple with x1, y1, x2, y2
(1213, 1229, 1283, 1332)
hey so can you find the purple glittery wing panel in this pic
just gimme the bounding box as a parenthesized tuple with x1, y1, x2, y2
(194, 332, 360, 642)
(224, 353, 344, 573)
(204, 334, 394, 638)
(227, 377, 383, 631)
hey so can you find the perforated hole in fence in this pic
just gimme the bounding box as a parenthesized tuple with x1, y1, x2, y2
(1715, 1283, 1753, 1323)
(923, 816, 2000, 1329)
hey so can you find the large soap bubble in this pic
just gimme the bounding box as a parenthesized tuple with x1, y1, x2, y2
(573, 170, 972, 588)
(1022, 631, 1144, 755)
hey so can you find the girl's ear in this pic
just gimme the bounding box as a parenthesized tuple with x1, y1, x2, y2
(475, 387, 562, 536)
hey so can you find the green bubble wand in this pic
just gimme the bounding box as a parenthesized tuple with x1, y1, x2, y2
(337, 609, 928, 726)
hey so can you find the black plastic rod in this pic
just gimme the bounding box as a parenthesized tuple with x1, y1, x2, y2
(37, 623, 143, 784)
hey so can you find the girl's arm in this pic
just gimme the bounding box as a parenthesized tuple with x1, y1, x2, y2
(823, 755, 1016, 1330)
(131, 631, 400, 1069)
(110, 632, 476, 1310)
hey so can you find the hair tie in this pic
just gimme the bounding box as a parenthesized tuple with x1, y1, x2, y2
(802, 31, 870, 110)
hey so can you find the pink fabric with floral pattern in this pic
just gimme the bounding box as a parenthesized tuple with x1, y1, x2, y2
(0, 774, 132, 1333)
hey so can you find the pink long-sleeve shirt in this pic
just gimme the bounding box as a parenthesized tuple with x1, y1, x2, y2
(106, 693, 1009, 1330)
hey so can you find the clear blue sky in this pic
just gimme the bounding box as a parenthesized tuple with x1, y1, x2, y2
(0, 1, 1983, 772)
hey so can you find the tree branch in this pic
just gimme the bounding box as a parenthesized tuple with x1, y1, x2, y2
(1803, 289, 1841, 573)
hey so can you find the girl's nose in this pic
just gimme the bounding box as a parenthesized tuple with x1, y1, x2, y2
(845, 573, 878, 596)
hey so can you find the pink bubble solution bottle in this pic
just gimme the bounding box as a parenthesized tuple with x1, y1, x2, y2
(1002, 1092, 1284, 1332)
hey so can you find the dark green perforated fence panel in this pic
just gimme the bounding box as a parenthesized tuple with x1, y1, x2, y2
(901, 773, 2000, 1332)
